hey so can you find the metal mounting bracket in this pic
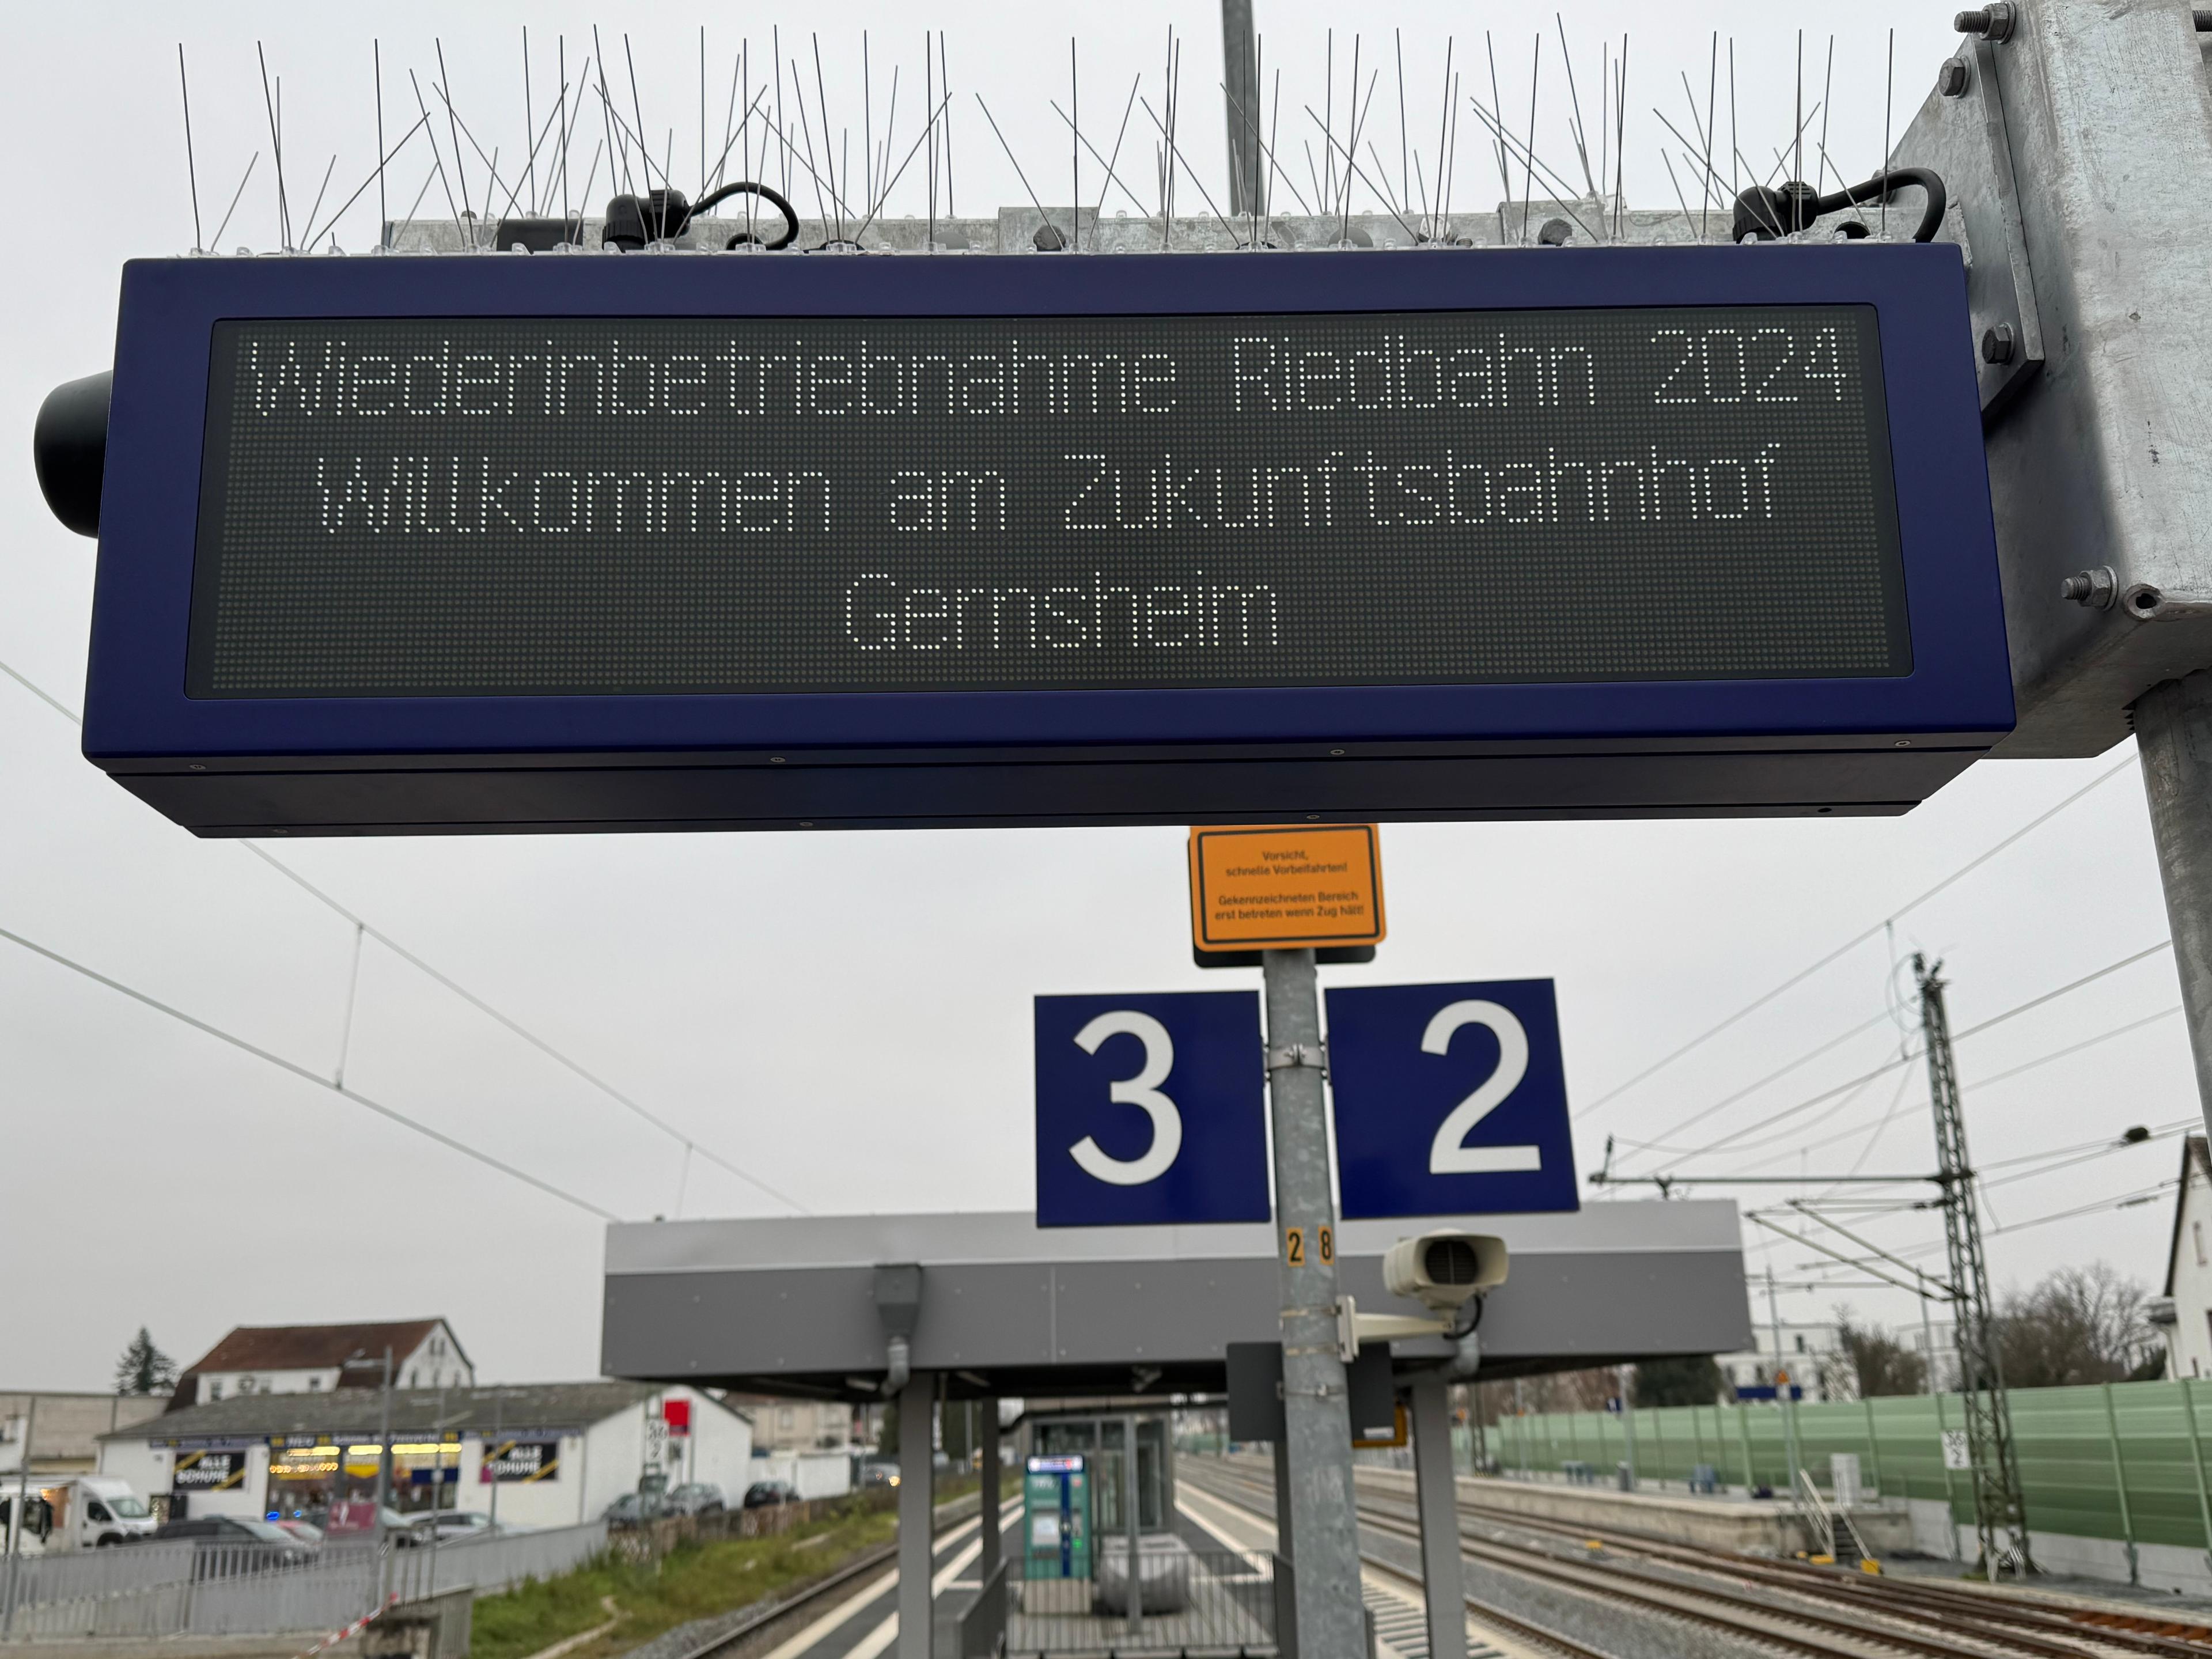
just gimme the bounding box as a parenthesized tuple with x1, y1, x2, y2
(1895, 39, 2046, 422)
(1266, 1042, 1327, 1075)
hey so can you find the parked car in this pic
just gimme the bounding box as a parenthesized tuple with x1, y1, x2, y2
(417, 1510, 505, 1541)
(271, 1520, 325, 1547)
(741, 1480, 799, 1510)
(858, 1462, 900, 1489)
(149, 1516, 315, 1571)
(601, 1491, 670, 1527)
(665, 1483, 726, 1516)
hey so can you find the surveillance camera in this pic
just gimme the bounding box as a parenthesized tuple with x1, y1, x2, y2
(1383, 1232, 1508, 1313)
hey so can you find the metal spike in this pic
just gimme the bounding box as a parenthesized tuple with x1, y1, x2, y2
(177, 46, 203, 253)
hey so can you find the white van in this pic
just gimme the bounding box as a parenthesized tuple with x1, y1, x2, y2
(0, 1476, 158, 1551)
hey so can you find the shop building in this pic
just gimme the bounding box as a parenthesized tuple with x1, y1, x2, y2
(97, 1382, 751, 1528)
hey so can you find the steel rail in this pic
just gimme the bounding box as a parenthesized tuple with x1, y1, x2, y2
(1184, 1463, 2078, 1659)
(1418, 1483, 2211, 1659)
(1181, 1469, 1623, 1659)
(1208, 1460, 2202, 1659)
(1349, 1482, 2104, 1658)
(669, 1491, 986, 1659)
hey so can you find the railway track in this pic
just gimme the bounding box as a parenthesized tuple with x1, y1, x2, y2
(666, 1495, 985, 1659)
(1420, 1479, 2212, 1659)
(1183, 1458, 2211, 1659)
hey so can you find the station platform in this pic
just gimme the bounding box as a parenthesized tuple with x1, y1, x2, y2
(1355, 1463, 1915, 1557)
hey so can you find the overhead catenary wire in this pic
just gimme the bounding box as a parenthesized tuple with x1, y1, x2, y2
(1578, 753, 2142, 1120)
(0, 916, 618, 1223)
(1636, 937, 2179, 1174)
(0, 655, 806, 1215)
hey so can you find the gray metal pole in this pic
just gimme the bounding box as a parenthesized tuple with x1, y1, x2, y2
(488, 1389, 501, 1532)
(3, 1397, 38, 1638)
(896, 1372, 934, 1659)
(1619, 1368, 1638, 1490)
(1263, 946, 1364, 1659)
(1122, 1413, 1143, 1637)
(1271, 1434, 1295, 1551)
(372, 1350, 393, 1524)
(2101, 1381, 2140, 1586)
(1219, 0, 1259, 219)
(1918, 1274, 1940, 1396)
(1766, 1271, 1800, 1493)
(1407, 1374, 1465, 1659)
(979, 1398, 1001, 1583)
(2135, 673, 2212, 1142)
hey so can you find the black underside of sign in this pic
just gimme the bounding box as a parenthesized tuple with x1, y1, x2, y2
(109, 744, 1987, 836)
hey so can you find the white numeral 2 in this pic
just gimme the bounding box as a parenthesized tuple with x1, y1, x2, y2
(1423, 1001, 1543, 1175)
(1069, 1011, 1184, 1185)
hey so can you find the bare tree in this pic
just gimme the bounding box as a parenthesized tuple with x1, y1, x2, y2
(1997, 1263, 2157, 1388)
(1831, 1309, 1927, 1399)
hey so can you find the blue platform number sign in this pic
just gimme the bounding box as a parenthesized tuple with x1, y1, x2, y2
(1033, 991, 1269, 1227)
(1324, 979, 1579, 1219)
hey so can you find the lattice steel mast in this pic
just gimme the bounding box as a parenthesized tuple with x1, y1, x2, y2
(1915, 953, 2032, 1579)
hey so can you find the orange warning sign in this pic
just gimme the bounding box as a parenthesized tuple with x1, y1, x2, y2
(1188, 824, 1386, 952)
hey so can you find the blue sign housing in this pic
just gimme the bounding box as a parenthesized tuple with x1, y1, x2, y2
(1033, 990, 1268, 1227)
(70, 244, 2009, 836)
(1324, 979, 1579, 1218)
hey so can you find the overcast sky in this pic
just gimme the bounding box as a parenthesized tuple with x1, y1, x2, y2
(4, 1, 2191, 1392)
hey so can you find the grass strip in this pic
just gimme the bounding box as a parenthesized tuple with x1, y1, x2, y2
(473, 1478, 980, 1659)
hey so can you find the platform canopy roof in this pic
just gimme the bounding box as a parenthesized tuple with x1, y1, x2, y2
(601, 1203, 1751, 1402)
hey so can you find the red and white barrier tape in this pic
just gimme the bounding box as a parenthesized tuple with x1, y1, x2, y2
(293, 1592, 399, 1659)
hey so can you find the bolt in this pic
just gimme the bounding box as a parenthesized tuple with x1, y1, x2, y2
(1937, 57, 1970, 97)
(1982, 323, 2017, 364)
(1955, 3, 2015, 40)
(2059, 569, 2119, 609)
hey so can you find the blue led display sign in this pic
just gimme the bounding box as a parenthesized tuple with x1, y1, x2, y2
(76, 245, 2010, 835)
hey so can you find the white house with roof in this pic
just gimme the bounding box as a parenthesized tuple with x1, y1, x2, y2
(179, 1320, 472, 1405)
(2157, 1135, 2212, 1379)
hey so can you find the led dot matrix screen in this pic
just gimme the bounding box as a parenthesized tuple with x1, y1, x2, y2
(187, 305, 1908, 700)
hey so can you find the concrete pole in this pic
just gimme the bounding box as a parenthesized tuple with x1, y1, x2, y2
(2134, 673, 2212, 1144)
(1263, 946, 1364, 1659)
(1219, 0, 1259, 219)
(979, 1399, 1001, 1583)
(896, 1373, 934, 1659)
(1407, 1374, 1465, 1659)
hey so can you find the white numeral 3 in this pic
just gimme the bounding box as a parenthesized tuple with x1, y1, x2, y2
(1070, 1010, 1184, 1185)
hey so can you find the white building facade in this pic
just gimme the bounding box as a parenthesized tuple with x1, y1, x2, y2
(97, 1382, 751, 1527)
(1715, 1319, 1848, 1402)
(2160, 1137, 2212, 1380)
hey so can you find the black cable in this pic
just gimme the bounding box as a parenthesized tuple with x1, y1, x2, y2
(694, 179, 802, 249)
(1732, 165, 1946, 243)
(602, 181, 802, 251)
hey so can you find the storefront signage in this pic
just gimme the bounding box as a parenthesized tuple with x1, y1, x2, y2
(172, 1450, 247, 1492)
(480, 1440, 561, 1483)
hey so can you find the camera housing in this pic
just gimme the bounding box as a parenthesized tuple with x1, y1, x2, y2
(1383, 1231, 1509, 1313)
